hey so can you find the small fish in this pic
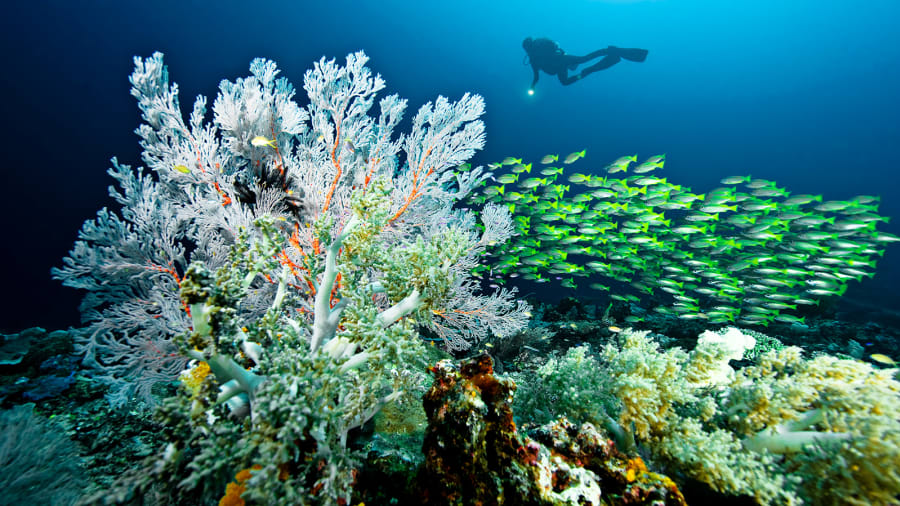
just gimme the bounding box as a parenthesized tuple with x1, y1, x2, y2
(567, 173, 591, 184)
(541, 154, 559, 164)
(632, 161, 661, 174)
(251, 136, 277, 148)
(564, 150, 586, 164)
(172, 164, 190, 174)
(870, 353, 897, 366)
(720, 175, 751, 185)
(497, 173, 518, 184)
(502, 157, 523, 165)
(518, 177, 547, 189)
(608, 155, 637, 167)
(608, 326, 623, 333)
(540, 166, 564, 176)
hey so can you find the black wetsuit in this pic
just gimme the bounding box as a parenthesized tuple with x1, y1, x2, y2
(524, 38, 647, 88)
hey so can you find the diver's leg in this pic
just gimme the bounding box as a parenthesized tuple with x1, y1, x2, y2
(563, 54, 581, 70)
(570, 48, 611, 65)
(558, 71, 580, 85)
(579, 55, 622, 78)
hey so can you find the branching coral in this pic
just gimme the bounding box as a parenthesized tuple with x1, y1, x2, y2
(53, 50, 530, 409)
(62, 51, 532, 504)
(511, 328, 900, 505)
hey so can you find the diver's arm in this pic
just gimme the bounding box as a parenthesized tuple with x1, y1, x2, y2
(530, 65, 540, 89)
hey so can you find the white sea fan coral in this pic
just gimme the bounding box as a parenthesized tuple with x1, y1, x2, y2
(53, 51, 529, 407)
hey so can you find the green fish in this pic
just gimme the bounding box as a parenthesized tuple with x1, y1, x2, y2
(567, 173, 592, 184)
(564, 149, 587, 164)
(497, 173, 518, 184)
(720, 175, 751, 185)
(540, 166, 564, 176)
(773, 314, 806, 325)
(541, 154, 559, 164)
(518, 177, 547, 189)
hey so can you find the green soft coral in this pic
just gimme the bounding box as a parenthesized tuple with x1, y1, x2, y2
(598, 329, 796, 505)
(724, 347, 900, 505)
(516, 328, 900, 505)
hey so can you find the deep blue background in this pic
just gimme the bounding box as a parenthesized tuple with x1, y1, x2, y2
(1, 0, 898, 333)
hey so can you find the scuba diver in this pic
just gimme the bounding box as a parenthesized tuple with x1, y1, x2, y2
(522, 37, 648, 92)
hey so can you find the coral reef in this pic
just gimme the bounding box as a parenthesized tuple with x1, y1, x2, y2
(418, 353, 686, 505)
(511, 327, 900, 505)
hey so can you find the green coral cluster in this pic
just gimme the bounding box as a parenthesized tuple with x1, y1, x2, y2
(512, 329, 900, 505)
(100, 179, 484, 504)
(512, 345, 618, 430)
(727, 346, 900, 504)
(104, 198, 428, 504)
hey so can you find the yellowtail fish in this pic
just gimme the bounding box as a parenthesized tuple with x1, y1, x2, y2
(564, 150, 586, 164)
(567, 173, 591, 184)
(518, 177, 547, 189)
(870, 353, 897, 366)
(497, 173, 518, 184)
(604, 161, 631, 174)
(541, 154, 559, 164)
(609, 155, 637, 167)
(720, 175, 751, 185)
(540, 166, 564, 176)
(632, 161, 662, 174)
(251, 135, 277, 148)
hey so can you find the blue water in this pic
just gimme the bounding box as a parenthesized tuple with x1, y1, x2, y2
(1, 0, 898, 332)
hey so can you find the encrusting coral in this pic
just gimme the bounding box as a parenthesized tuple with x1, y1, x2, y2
(418, 353, 686, 506)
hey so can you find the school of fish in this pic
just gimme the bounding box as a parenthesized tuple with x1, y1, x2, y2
(468, 152, 899, 327)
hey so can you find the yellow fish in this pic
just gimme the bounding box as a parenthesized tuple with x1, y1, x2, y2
(870, 353, 897, 366)
(251, 136, 277, 148)
(172, 164, 190, 174)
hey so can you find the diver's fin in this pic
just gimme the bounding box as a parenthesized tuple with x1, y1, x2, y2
(613, 47, 648, 62)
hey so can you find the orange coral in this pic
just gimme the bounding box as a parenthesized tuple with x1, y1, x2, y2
(219, 465, 262, 506)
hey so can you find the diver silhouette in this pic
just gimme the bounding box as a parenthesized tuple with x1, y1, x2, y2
(522, 37, 648, 90)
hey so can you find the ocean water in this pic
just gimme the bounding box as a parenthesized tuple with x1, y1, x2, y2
(1, 0, 898, 332)
(1, 1, 899, 504)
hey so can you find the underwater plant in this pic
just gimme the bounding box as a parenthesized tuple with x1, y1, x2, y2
(53, 51, 536, 503)
(513, 327, 900, 505)
(52, 51, 530, 411)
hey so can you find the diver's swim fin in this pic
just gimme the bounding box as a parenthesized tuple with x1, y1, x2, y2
(609, 46, 648, 62)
